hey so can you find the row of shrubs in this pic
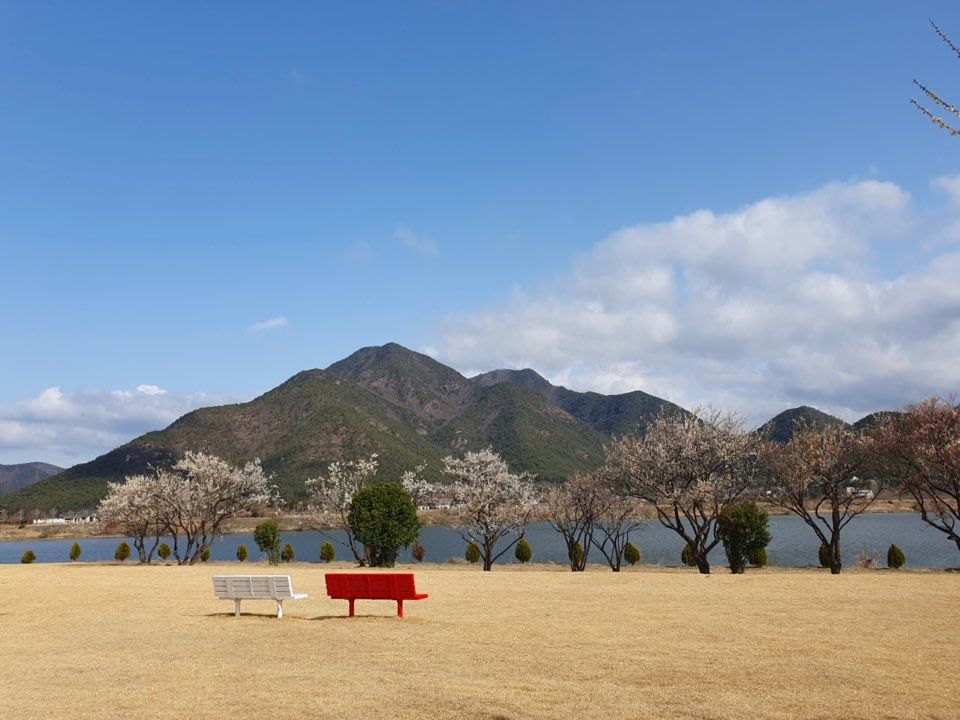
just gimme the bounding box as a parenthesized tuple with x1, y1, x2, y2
(17, 538, 908, 570)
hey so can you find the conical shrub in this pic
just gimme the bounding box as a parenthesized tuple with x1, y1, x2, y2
(624, 542, 641, 566)
(115, 542, 131, 562)
(157, 543, 171, 562)
(515, 538, 532, 563)
(818, 543, 831, 568)
(69, 542, 82, 562)
(320, 542, 335, 563)
(281, 544, 294, 563)
(236, 545, 248, 562)
(887, 544, 905, 569)
(465, 542, 481, 564)
(681, 543, 696, 567)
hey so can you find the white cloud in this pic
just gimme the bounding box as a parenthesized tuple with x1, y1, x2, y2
(0, 385, 239, 467)
(932, 174, 960, 206)
(436, 178, 960, 425)
(247, 316, 288, 332)
(394, 226, 438, 256)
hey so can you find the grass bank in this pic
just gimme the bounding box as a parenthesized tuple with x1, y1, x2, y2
(0, 563, 956, 719)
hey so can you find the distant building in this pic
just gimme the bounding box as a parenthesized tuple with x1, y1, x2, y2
(32, 512, 99, 525)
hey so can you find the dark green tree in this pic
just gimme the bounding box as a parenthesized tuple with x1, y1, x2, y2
(69, 542, 82, 562)
(465, 542, 481, 564)
(347, 482, 420, 567)
(624, 542, 641, 566)
(681, 543, 696, 567)
(281, 543, 295, 563)
(717, 501, 772, 574)
(115, 542, 131, 562)
(157, 543, 172, 562)
(320, 541, 335, 563)
(514, 538, 532, 563)
(253, 520, 282, 565)
(200, 546, 211, 562)
(887, 544, 906, 569)
(236, 545, 248, 562)
(748, 546, 768, 568)
(21, 550, 36, 564)
(818, 543, 832, 569)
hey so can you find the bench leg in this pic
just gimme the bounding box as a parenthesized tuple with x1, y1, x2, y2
(348, 599, 355, 617)
(234, 599, 241, 617)
(397, 600, 404, 618)
(277, 600, 284, 619)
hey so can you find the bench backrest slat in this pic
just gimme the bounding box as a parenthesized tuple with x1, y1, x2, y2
(324, 573, 420, 600)
(212, 575, 294, 600)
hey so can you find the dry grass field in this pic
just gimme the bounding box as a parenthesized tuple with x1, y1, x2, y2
(0, 563, 957, 720)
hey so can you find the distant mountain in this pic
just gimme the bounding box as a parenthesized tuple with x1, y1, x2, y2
(3, 344, 636, 511)
(852, 410, 902, 432)
(758, 406, 848, 443)
(471, 368, 688, 436)
(2, 370, 447, 511)
(0, 342, 903, 513)
(0, 462, 63, 497)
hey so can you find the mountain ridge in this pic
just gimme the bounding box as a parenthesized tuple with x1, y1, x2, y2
(0, 462, 63, 497)
(0, 343, 895, 511)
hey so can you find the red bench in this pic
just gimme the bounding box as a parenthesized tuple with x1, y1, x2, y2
(324, 573, 428, 618)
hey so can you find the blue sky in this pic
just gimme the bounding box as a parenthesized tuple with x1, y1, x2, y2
(2, 2, 960, 465)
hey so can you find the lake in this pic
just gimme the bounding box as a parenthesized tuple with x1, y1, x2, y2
(2, 513, 957, 568)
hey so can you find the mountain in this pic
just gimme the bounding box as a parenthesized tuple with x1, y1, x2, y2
(758, 406, 848, 443)
(471, 368, 687, 435)
(852, 410, 902, 432)
(0, 462, 63, 497)
(431, 382, 607, 480)
(327, 343, 475, 424)
(1, 345, 628, 511)
(3, 342, 893, 513)
(329, 346, 608, 479)
(2, 370, 447, 511)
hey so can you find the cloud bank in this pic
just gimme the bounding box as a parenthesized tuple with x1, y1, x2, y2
(0, 385, 235, 467)
(437, 178, 960, 425)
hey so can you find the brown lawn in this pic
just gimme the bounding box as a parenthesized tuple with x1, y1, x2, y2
(0, 562, 957, 720)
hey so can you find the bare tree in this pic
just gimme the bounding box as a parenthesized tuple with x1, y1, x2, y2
(591, 488, 646, 572)
(604, 408, 762, 574)
(763, 424, 880, 574)
(443, 448, 537, 571)
(912, 21, 960, 136)
(873, 397, 960, 555)
(542, 473, 604, 571)
(306, 454, 378, 565)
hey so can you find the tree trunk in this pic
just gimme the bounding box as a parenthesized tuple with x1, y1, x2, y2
(695, 555, 711, 574)
(830, 537, 842, 574)
(483, 538, 495, 571)
(133, 536, 147, 564)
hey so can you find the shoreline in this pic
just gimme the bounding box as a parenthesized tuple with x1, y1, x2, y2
(0, 495, 921, 543)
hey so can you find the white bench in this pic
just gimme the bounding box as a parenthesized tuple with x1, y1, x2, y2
(212, 575, 307, 619)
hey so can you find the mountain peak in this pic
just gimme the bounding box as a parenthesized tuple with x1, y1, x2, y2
(472, 368, 555, 395)
(759, 406, 847, 443)
(327, 343, 473, 421)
